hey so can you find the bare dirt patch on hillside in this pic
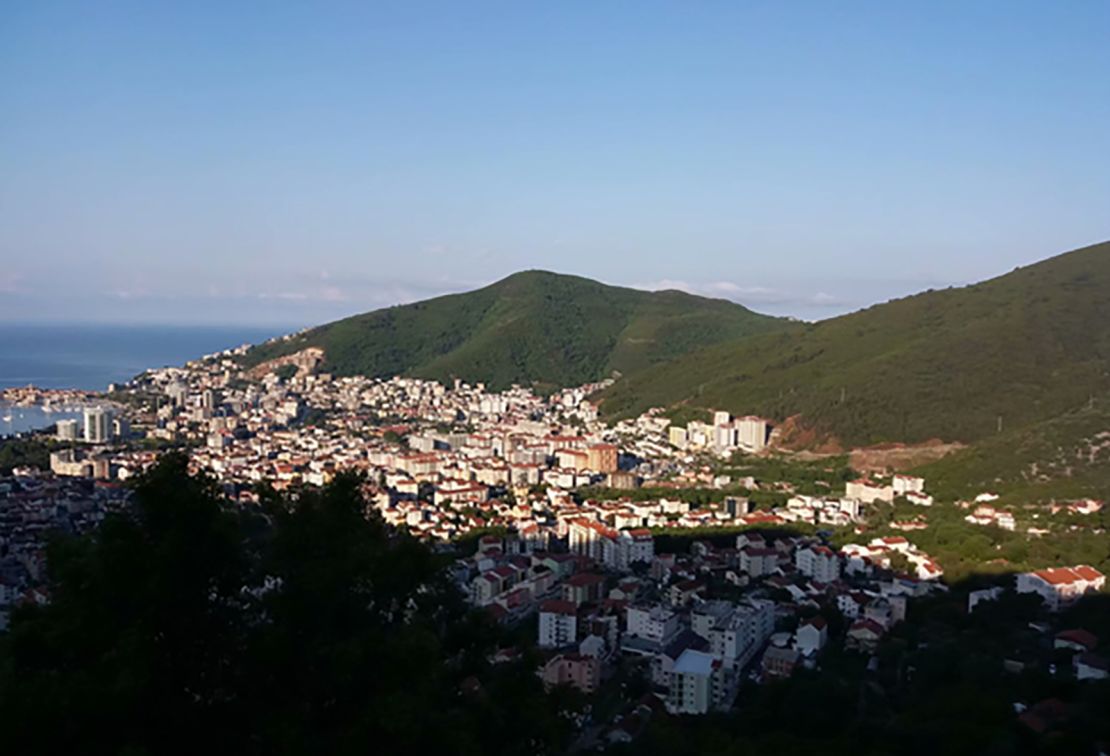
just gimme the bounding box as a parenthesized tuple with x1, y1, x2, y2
(849, 440, 965, 472)
(769, 415, 845, 454)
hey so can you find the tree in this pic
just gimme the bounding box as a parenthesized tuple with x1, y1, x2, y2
(0, 452, 248, 755)
(0, 455, 576, 756)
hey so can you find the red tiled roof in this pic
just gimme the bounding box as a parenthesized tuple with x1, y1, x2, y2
(1056, 629, 1098, 650)
(540, 599, 577, 616)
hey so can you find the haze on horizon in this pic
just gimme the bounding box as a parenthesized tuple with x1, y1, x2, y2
(1, 1, 1108, 328)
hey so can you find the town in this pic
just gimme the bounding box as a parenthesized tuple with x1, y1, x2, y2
(1, 344, 1106, 745)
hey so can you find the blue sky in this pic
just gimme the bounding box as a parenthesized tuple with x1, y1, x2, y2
(2, 1, 1108, 326)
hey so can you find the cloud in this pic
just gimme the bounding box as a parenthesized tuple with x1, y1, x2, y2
(628, 278, 848, 310)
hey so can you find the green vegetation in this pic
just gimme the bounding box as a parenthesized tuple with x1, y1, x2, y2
(723, 452, 857, 496)
(601, 241, 1110, 447)
(0, 436, 63, 473)
(244, 270, 789, 390)
(914, 400, 1110, 503)
(0, 455, 579, 755)
(273, 363, 298, 381)
(855, 498, 1110, 582)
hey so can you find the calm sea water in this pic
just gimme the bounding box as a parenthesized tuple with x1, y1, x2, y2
(0, 324, 288, 393)
(0, 404, 85, 437)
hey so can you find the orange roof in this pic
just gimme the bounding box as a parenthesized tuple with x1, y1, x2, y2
(1033, 566, 1102, 585)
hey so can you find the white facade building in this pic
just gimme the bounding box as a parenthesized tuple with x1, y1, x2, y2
(667, 650, 724, 714)
(538, 600, 578, 648)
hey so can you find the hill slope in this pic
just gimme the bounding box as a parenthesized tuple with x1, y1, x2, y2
(599, 241, 1110, 446)
(912, 400, 1110, 503)
(245, 271, 791, 390)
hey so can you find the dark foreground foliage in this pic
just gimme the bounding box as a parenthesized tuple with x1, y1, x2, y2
(0, 454, 577, 755)
(2, 454, 1108, 755)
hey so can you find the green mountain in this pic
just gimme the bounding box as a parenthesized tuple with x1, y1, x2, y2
(244, 270, 790, 389)
(599, 241, 1110, 447)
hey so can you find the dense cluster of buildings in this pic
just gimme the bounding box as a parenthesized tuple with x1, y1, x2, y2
(454, 516, 950, 729)
(1, 343, 1106, 734)
(0, 469, 131, 631)
(667, 412, 770, 455)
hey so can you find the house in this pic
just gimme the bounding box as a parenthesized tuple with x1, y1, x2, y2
(470, 571, 505, 605)
(761, 645, 800, 680)
(542, 653, 600, 694)
(846, 618, 884, 653)
(1074, 652, 1109, 681)
(1016, 565, 1105, 611)
(795, 616, 828, 655)
(846, 479, 894, 504)
(869, 536, 912, 553)
(1054, 629, 1098, 653)
(837, 591, 870, 619)
(669, 579, 705, 607)
(892, 475, 925, 496)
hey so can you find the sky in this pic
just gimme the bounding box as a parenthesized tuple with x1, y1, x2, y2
(1, 1, 1108, 327)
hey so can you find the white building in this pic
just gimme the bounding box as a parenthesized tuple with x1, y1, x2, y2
(708, 599, 775, 670)
(892, 475, 925, 496)
(538, 600, 578, 648)
(615, 529, 655, 571)
(55, 419, 79, 441)
(735, 416, 769, 452)
(626, 605, 681, 645)
(795, 617, 828, 655)
(667, 649, 724, 714)
(795, 545, 841, 583)
(739, 546, 778, 577)
(1016, 566, 1105, 611)
(846, 479, 894, 504)
(83, 406, 111, 444)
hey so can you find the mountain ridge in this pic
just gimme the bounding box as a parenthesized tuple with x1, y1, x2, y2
(598, 241, 1110, 447)
(244, 269, 793, 390)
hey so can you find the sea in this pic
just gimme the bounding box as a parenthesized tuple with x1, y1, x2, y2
(0, 323, 289, 437)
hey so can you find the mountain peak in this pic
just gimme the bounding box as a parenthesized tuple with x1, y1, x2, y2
(245, 271, 789, 390)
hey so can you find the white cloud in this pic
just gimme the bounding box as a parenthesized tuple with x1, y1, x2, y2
(628, 278, 848, 311)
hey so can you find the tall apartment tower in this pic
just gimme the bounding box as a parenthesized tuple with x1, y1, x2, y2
(56, 418, 79, 441)
(83, 407, 111, 444)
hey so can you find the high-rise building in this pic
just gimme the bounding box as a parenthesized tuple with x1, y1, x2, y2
(55, 419, 79, 441)
(735, 416, 769, 452)
(83, 407, 111, 444)
(586, 443, 619, 473)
